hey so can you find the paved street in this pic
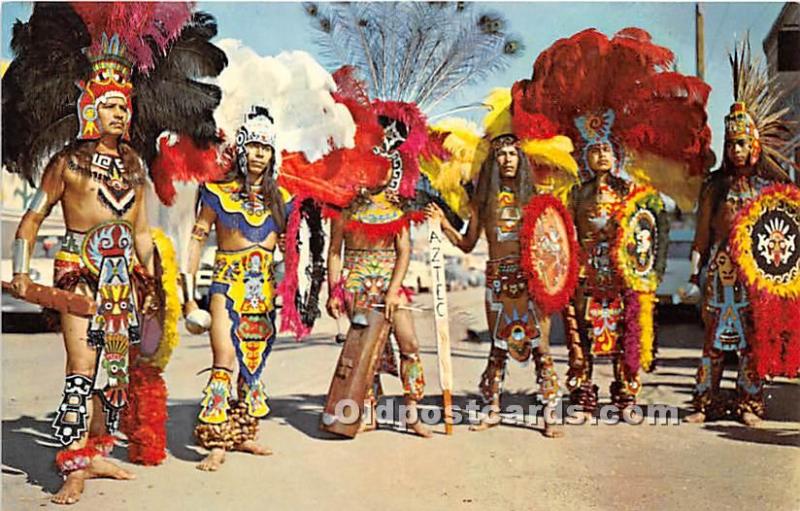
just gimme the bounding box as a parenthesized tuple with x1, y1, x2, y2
(2, 289, 799, 510)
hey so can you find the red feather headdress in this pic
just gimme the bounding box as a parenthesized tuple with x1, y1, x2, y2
(278, 67, 447, 209)
(512, 28, 713, 210)
(71, 2, 193, 142)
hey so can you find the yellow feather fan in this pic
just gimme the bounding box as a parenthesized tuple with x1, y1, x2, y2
(421, 88, 580, 214)
(139, 228, 181, 371)
(420, 118, 488, 218)
(628, 151, 704, 213)
(483, 88, 514, 140)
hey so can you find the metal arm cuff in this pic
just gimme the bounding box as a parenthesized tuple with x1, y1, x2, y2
(26, 187, 50, 216)
(180, 273, 196, 303)
(12, 239, 31, 274)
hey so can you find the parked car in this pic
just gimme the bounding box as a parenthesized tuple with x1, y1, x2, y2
(656, 228, 694, 307)
(195, 232, 218, 309)
(2, 230, 62, 325)
(465, 266, 485, 287)
(444, 262, 470, 291)
(404, 259, 432, 293)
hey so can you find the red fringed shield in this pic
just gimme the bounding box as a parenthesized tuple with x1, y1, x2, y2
(730, 184, 800, 378)
(520, 194, 580, 315)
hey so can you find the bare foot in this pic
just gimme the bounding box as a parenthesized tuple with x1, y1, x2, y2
(543, 422, 565, 438)
(574, 411, 594, 425)
(234, 440, 273, 456)
(684, 411, 706, 424)
(469, 412, 501, 432)
(51, 472, 85, 505)
(196, 448, 226, 471)
(741, 412, 762, 428)
(52, 457, 135, 505)
(408, 421, 433, 438)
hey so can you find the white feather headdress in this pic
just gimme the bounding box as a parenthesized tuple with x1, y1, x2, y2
(213, 39, 356, 164)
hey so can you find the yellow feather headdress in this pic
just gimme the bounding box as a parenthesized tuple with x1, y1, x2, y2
(421, 88, 579, 213)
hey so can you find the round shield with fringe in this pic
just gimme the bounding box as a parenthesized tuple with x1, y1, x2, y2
(520, 194, 579, 314)
(613, 186, 665, 293)
(731, 184, 800, 297)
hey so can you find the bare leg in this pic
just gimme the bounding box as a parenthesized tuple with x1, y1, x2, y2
(208, 294, 237, 372)
(53, 291, 134, 505)
(568, 293, 598, 421)
(469, 396, 501, 432)
(534, 316, 564, 439)
(472, 346, 505, 432)
(472, 289, 505, 432)
(392, 310, 431, 438)
(737, 352, 765, 428)
(196, 294, 237, 470)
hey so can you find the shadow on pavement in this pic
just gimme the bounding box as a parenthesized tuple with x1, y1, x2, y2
(266, 394, 344, 441)
(165, 401, 205, 462)
(2, 414, 65, 495)
(703, 424, 800, 448)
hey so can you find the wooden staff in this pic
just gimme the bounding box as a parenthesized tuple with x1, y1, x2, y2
(427, 218, 454, 434)
(2, 281, 95, 317)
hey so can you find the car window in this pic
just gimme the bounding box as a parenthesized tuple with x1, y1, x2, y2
(667, 241, 692, 259)
(34, 236, 62, 258)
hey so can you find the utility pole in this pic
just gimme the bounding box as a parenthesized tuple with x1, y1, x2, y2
(696, 3, 705, 80)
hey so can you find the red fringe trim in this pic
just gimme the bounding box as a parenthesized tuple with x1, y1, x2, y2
(55, 446, 96, 474)
(330, 278, 350, 305)
(276, 203, 312, 340)
(121, 358, 168, 466)
(622, 289, 642, 375)
(730, 183, 800, 378)
(747, 291, 800, 378)
(87, 434, 115, 457)
(322, 205, 342, 221)
(519, 195, 580, 315)
(344, 216, 411, 243)
(406, 210, 426, 225)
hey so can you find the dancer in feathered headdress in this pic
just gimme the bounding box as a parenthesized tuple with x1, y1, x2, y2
(512, 28, 713, 418)
(682, 39, 799, 427)
(425, 86, 580, 437)
(3, 2, 226, 503)
(158, 43, 358, 469)
(291, 2, 523, 438)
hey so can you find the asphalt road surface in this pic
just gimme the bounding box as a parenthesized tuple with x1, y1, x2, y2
(2, 289, 799, 510)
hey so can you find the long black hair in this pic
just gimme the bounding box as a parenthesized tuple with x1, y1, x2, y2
(473, 145, 535, 213)
(218, 145, 287, 231)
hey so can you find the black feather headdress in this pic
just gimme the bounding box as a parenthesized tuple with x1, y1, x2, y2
(2, 2, 227, 186)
